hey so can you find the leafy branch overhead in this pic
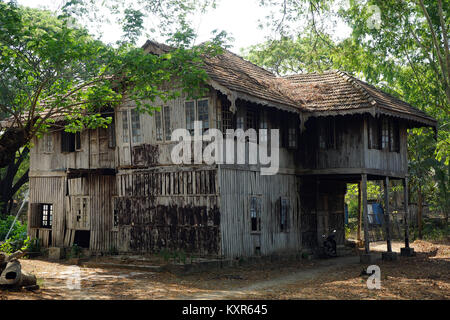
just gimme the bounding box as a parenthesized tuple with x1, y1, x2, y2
(0, 2, 223, 168)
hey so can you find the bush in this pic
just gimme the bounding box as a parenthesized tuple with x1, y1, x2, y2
(0, 215, 27, 242)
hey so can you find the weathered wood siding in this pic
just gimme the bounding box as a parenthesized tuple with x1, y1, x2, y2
(28, 176, 66, 248)
(364, 118, 408, 175)
(297, 115, 408, 177)
(30, 128, 115, 172)
(66, 175, 117, 252)
(219, 167, 301, 258)
(114, 167, 221, 255)
(116, 90, 218, 167)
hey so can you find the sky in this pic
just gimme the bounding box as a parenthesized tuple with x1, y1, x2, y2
(17, 0, 351, 53)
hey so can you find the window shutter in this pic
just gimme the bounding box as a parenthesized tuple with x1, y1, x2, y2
(29, 203, 41, 228)
(61, 131, 75, 152)
(108, 123, 116, 148)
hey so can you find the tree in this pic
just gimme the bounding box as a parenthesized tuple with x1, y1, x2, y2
(0, 1, 224, 217)
(249, 0, 449, 229)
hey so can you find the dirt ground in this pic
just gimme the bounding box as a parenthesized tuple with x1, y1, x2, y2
(1, 240, 449, 300)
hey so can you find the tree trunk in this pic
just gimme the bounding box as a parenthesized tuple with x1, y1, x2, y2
(0, 260, 21, 286)
(0, 148, 29, 219)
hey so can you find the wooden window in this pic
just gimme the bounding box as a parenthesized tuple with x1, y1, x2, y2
(41, 133, 54, 153)
(250, 196, 261, 232)
(280, 198, 289, 232)
(246, 107, 257, 130)
(368, 117, 381, 150)
(319, 118, 336, 149)
(197, 99, 209, 131)
(122, 111, 129, 143)
(107, 123, 115, 149)
(381, 118, 389, 150)
(131, 109, 142, 143)
(29, 203, 41, 228)
(72, 196, 90, 230)
(259, 110, 268, 143)
(155, 110, 163, 141)
(164, 106, 171, 140)
(222, 105, 233, 131)
(389, 119, 400, 152)
(41, 204, 53, 228)
(236, 114, 244, 130)
(185, 101, 195, 134)
(75, 132, 82, 150)
(61, 131, 75, 153)
(288, 117, 297, 149)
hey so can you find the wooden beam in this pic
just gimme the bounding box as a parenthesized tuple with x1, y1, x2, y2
(384, 177, 392, 252)
(362, 174, 370, 254)
(403, 177, 410, 248)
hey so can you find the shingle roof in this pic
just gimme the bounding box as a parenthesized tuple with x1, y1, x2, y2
(284, 71, 436, 126)
(144, 40, 437, 127)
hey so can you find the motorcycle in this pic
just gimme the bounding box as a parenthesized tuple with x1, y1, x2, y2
(322, 229, 337, 258)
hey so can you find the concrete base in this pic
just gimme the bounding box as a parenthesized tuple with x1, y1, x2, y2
(48, 247, 65, 260)
(401, 247, 416, 257)
(360, 253, 378, 264)
(382, 251, 398, 261)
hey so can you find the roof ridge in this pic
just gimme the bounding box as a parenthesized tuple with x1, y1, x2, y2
(337, 71, 434, 120)
(224, 49, 277, 78)
(332, 70, 377, 107)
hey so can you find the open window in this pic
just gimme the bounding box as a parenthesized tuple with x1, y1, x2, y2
(40, 204, 53, 229)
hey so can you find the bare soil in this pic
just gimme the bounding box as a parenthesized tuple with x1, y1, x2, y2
(1, 240, 448, 300)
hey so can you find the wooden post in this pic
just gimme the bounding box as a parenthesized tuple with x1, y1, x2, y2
(362, 174, 370, 254)
(384, 177, 392, 252)
(357, 182, 362, 244)
(403, 177, 410, 248)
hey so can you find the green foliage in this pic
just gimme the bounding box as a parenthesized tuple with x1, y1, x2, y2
(412, 218, 450, 241)
(345, 183, 382, 216)
(249, 0, 449, 222)
(0, 215, 27, 242)
(0, 2, 225, 166)
(0, 236, 37, 254)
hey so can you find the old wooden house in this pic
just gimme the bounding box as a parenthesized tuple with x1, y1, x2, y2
(26, 41, 437, 259)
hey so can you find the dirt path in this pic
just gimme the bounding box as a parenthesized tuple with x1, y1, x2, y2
(1, 240, 448, 300)
(183, 256, 361, 299)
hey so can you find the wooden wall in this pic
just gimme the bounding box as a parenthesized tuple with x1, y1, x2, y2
(297, 115, 408, 177)
(30, 128, 115, 173)
(28, 176, 66, 248)
(114, 167, 221, 255)
(219, 167, 301, 258)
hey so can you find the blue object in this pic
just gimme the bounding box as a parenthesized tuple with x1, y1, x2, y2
(369, 202, 384, 225)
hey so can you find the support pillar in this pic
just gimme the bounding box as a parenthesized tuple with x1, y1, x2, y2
(382, 177, 397, 261)
(362, 174, 369, 254)
(360, 174, 377, 263)
(401, 177, 415, 256)
(357, 181, 362, 245)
